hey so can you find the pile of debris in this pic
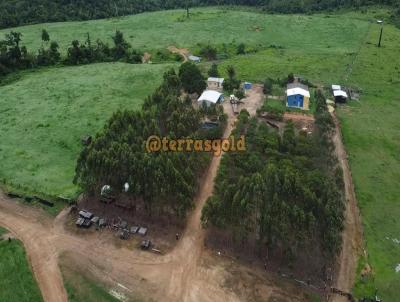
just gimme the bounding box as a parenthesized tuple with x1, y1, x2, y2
(75, 210, 102, 228)
(75, 210, 152, 250)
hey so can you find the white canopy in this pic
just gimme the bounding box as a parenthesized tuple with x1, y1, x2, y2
(198, 90, 223, 104)
(286, 87, 310, 98)
(333, 90, 348, 98)
(332, 84, 341, 91)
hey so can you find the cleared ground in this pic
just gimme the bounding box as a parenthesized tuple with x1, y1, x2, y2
(0, 62, 174, 200)
(0, 230, 43, 302)
(0, 8, 369, 54)
(59, 254, 122, 302)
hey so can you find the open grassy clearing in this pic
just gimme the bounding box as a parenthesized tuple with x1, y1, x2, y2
(337, 22, 400, 301)
(0, 62, 174, 200)
(0, 8, 370, 55)
(0, 235, 43, 302)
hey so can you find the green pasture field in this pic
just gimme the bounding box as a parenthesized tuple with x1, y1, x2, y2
(337, 22, 400, 301)
(0, 8, 370, 55)
(0, 62, 174, 200)
(0, 236, 43, 302)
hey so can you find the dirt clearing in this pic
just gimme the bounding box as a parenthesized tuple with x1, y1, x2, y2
(167, 46, 189, 62)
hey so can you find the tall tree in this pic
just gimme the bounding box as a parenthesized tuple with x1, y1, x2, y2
(178, 62, 206, 95)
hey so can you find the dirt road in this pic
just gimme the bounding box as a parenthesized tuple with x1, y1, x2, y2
(330, 113, 363, 301)
(0, 87, 283, 302)
(167, 46, 189, 62)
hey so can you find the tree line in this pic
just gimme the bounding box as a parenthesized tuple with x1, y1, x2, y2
(202, 91, 345, 274)
(0, 29, 143, 80)
(1, 0, 399, 29)
(74, 62, 227, 219)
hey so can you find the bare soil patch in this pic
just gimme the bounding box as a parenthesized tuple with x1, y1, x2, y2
(167, 46, 189, 62)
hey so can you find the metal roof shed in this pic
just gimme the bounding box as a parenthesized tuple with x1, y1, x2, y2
(188, 55, 201, 63)
(333, 90, 348, 98)
(286, 87, 310, 98)
(198, 90, 224, 106)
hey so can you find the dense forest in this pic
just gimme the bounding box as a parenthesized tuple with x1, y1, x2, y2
(74, 63, 227, 219)
(0, 0, 399, 29)
(202, 91, 345, 275)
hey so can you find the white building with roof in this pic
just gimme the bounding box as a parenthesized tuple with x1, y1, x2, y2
(198, 90, 224, 107)
(207, 77, 224, 91)
(188, 55, 201, 63)
(286, 85, 311, 110)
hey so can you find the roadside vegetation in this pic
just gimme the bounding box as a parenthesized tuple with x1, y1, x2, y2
(0, 235, 43, 302)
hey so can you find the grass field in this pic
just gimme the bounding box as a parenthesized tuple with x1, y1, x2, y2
(0, 62, 174, 200)
(0, 236, 43, 302)
(0, 8, 370, 55)
(337, 22, 400, 301)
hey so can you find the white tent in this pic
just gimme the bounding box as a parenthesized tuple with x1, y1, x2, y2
(198, 90, 223, 106)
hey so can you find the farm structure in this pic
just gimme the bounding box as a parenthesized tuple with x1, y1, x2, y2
(207, 77, 224, 92)
(332, 85, 349, 103)
(198, 90, 224, 107)
(188, 55, 201, 63)
(286, 83, 310, 110)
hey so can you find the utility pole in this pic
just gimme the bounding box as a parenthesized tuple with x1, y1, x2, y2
(378, 27, 383, 47)
(377, 20, 384, 47)
(186, 1, 190, 19)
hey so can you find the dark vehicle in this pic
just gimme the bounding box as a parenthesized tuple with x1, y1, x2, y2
(141, 240, 151, 250)
(79, 210, 93, 220)
(76, 217, 92, 228)
(119, 230, 130, 240)
(138, 227, 148, 236)
(130, 226, 139, 234)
